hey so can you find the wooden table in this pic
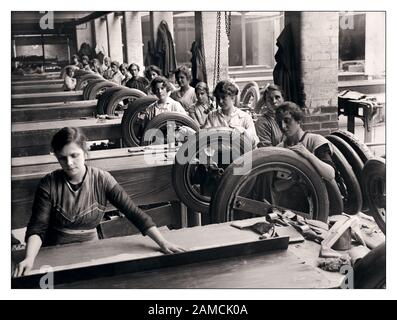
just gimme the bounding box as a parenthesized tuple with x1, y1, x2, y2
(12, 100, 98, 122)
(12, 146, 179, 230)
(12, 79, 64, 86)
(12, 91, 84, 105)
(12, 83, 64, 94)
(12, 117, 121, 157)
(12, 219, 342, 289)
(12, 72, 61, 81)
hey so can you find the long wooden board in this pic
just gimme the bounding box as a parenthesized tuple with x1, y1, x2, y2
(12, 84, 64, 94)
(12, 221, 291, 288)
(11, 118, 121, 157)
(12, 147, 179, 229)
(12, 72, 61, 81)
(12, 101, 98, 122)
(12, 91, 84, 105)
(12, 79, 64, 86)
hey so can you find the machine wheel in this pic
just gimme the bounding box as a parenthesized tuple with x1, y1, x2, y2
(326, 135, 367, 211)
(325, 179, 344, 216)
(329, 143, 363, 215)
(210, 147, 330, 223)
(142, 112, 199, 146)
(362, 157, 386, 234)
(88, 81, 117, 100)
(104, 88, 146, 115)
(83, 79, 105, 100)
(331, 130, 374, 164)
(96, 87, 124, 115)
(75, 73, 102, 91)
(121, 97, 158, 147)
(173, 127, 254, 215)
(240, 81, 260, 111)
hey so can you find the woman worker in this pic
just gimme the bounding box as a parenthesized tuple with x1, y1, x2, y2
(187, 82, 214, 128)
(255, 84, 285, 148)
(14, 127, 185, 277)
(275, 102, 335, 181)
(203, 80, 259, 146)
(170, 66, 197, 110)
(273, 102, 336, 213)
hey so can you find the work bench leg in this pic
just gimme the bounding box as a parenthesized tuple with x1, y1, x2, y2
(347, 115, 355, 134)
(180, 202, 188, 228)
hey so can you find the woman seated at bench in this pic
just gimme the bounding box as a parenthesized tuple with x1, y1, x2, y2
(63, 66, 77, 91)
(14, 127, 184, 277)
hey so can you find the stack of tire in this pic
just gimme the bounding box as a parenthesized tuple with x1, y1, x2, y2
(325, 130, 385, 234)
(171, 127, 385, 232)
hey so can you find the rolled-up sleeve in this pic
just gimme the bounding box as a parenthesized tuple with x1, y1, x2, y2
(25, 176, 52, 243)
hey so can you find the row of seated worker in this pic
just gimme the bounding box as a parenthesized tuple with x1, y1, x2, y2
(63, 60, 338, 183)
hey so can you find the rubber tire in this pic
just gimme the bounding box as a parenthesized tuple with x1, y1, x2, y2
(329, 143, 363, 215)
(353, 242, 386, 289)
(104, 88, 146, 115)
(83, 79, 105, 100)
(173, 127, 254, 214)
(362, 157, 386, 234)
(76, 73, 102, 91)
(326, 134, 368, 211)
(325, 179, 344, 216)
(240, 81, 260, 110)
(121, 96, 158, 147)
(331, 130, 374, 164)
(96, 86, 124, 115)
(210, 147, 330, 223)
(88, 81, 117, 100)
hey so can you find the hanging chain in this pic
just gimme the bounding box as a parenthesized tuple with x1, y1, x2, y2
(225, 11, 232, 40)
(213, 12, 222, 90)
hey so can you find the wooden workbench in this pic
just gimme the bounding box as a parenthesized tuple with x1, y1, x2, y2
(11, 219, 342, 289)
(12, 83, 64, 94)
(12, 72, 61, 81)
(12, 91, 84, 105)
(12, 100, 98, 122)
(12, 146, 179, 229)
(12, 117, 121, 157)
(12, 79, 64, 86)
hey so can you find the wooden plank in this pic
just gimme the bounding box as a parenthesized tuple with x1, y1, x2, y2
(12, 91, 83, 105)
(55, 250, 333, 289)
(11, 72, 61, 81)
(11, 118, 121, 157)
(12, 101, 98, 122)
(12, 84, 64, 94)
(12, 149, 178, 229)
(12, 99, 97, 109)
(12, 79, 64, 86)
(12, 221, 290, 288)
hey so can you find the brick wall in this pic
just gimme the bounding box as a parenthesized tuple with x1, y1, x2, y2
(286, 12, 339, 136)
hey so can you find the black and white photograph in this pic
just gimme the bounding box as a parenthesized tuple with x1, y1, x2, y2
(7, 4, 389, 298)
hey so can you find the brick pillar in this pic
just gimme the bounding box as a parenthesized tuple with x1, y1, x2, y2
(76, 20, 94, 52)
(123, 12, 144, 68)
(365, 12, 385, 78)
(286, 12, 339, 135)
(106, 12, 124, 63)
(93, 17, 109, 57)
(196, 12, 229, 92)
